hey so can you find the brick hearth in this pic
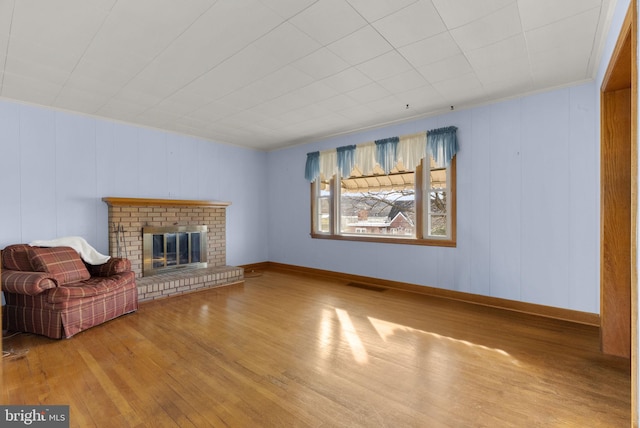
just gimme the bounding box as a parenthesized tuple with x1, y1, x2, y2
(102, 197, 243, 301)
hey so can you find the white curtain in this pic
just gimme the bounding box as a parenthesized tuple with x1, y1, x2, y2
(397, 133, 427, 171)
(354, 142, 376, 175)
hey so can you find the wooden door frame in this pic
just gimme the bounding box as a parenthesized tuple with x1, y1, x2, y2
(600, 0, 637, 424)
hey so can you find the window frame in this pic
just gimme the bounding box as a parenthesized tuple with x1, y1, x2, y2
(310, 157, 456, 247)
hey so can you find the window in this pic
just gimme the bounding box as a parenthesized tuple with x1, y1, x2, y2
(311, 156, 456, 247)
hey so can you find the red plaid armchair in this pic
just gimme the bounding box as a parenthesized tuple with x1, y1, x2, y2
(1, 244, 138, 339)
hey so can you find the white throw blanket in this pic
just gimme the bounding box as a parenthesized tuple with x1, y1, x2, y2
(29, 236, 111, 265)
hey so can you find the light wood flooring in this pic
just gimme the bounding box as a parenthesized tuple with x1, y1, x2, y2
(1, 270, 631, 427)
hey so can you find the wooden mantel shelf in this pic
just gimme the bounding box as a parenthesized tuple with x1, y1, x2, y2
(102, 197, 231, 208)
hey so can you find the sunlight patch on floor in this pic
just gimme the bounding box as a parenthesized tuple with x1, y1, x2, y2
(367, 316, 517, 363)
(335, 308, 369, 364)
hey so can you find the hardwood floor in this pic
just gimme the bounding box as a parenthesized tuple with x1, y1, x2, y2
(1, 270, 631, 427)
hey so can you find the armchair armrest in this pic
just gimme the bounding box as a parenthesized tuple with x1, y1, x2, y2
(85, 258, 131, 277)
(1, 270, 57, 295)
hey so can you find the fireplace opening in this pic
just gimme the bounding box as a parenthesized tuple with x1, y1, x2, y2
(143, 225, 208, 277)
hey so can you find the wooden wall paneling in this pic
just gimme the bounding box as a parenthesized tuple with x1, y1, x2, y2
(0, 102, 22, 247)
(19, 106, 57, 242)
(469, 108, 493, 296)
(567, 86, 600, 312)
(55, 114, 98, 241)
(520, 91, 571, 308)
(489, 100, 522, 301)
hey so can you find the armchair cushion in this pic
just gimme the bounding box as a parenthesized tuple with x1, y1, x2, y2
(2, 244, 33, 271)
(28, 246, 91, 286)
(47, 272, 135, 303)
(86, 257, 131, 277)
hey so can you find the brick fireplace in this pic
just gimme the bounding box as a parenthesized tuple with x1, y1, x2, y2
(102, 197, 243, 301)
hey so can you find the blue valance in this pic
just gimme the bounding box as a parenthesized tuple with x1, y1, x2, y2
(305, 151, 320, 182)
(336, 145, 356, 177)
(304, 128, 458, 181)
(427, 126, 458, 168)
(375, 137, 399, 174)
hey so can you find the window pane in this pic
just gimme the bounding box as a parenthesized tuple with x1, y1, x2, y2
(429, 191, 447, 215)
(430, 168, 447, 189)
(340, 172, 416, 237)
(429, 215, 447, 237)
(318, 197, 330, 233)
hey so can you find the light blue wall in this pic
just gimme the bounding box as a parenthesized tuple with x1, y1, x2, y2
(1, 0, 631, 316)
(267, 82, 599, 313)
(0, 100, 269, 266)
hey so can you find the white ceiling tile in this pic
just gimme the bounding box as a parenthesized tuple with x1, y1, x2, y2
(327, 25, 393, 65)
(321, 67, 372, 92)
(69, 55, 144, 88)
(398, 32, 461, 68)
(432, 0, 515, 29)
(10, 1, 109, 67)
(130, 41, 284, 102)
(336, 103, 376, 121)
(395, 84, 445, 111)
(519, 0, 602, 31)
(278, 103, 333, 124)
(450, 2, 522, 51)
(135, 109, 182, 130)
(379, 69, 428, 93)
(4, 56, 69, 87)
(466, 34, 528, 71)
(60, 75, 121, 99)
(356, 50, 413, 81)
(373, 0, 447, 47)
(346, 0, 418, 22)
(290, 0, 368, 45)
(259, 0, 318, 19)
(1, 71, 62, 105)
(0, 1, 13, 59)
(474, 57, 532, 86)
(8, 36, 81, 72)
(249, 98, 297, 119)
(86, 13, 176, 63)
(526, 8, 600, 57)
(531, 53, 589, 87)
(315, 94, 361, 111)
(289, 80, 340, 104)
(482, 77, 534, 100)
(432, 73, 484, 103)
(418, 54, 473, 84)
(189, 101, 241, 123)
(292, 48, 350, 80)
(251, 22, 322, 66)
(110, 0, 213, 27)
(220, 66, 315, 109)
(365, 95, 406, 114)
(346, 82, 392, 104)
(116, 89, 164, 107)
(54, 86, 111, 113)
(253, 80, 340, 116)
(138, 0, 282, 92)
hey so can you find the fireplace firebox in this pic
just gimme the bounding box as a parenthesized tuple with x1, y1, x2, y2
(143, 225, 208, 277)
